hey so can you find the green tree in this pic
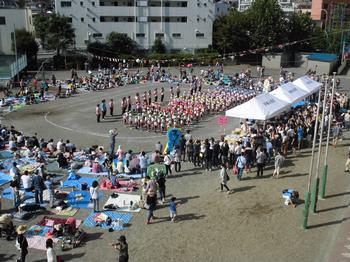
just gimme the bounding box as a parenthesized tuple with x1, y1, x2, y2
(87, 41, 110, 57)
(12, 29, 38, 59)
(106, 32, 137, 54)
(46, 14, 75, 55)
(33, 14, 50, 48)
(247, 0, 286, 48)
(151, 37, 166, 53)
(213, 10, 250, 54)
(286, 12, 315, 51)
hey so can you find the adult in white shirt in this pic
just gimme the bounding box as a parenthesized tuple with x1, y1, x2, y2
(21, 171, 33, 192)
(56, 139, 64, 152)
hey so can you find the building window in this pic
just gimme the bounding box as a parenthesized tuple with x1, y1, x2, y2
(81, 17, 84, 22)
(165, 17, 170, 22)
(196, 33, 205, 38)
(181, 17, 187, 22)
(114, 1, 118, 5)
(93, 33, 103, 38)
(92, 17, 96, 22)
(67, 17, 73, 22)
(61, 1, 72, 7)
(172, 33, 181, 38)
(92, 1, 95, 6)
(0, 17, 5, 25)
(80, 1, 83, 5)
(100, 1, 104, 5)
(114, 17, 118, 22)
(181, 1, 187, 7)
(136, 33, 145, 37)
(100, 16, 105, 22)
(155, 33, 164, 38)
(165, 2, 170, 6)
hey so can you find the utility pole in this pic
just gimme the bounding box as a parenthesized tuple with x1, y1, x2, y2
(320, 72, 336, 199)
(13, 24, 19, 83)
(311, 75, 328, 212)
(302, 89, 322, 229)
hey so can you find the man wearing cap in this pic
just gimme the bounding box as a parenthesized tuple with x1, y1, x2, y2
(111, 235, 129, 262)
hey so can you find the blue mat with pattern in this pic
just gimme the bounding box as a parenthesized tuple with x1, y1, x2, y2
(83, 211, 133, 231)
(78, 166, 109, 176)
(66, 190, 103, 209)
(61, 176, 97, 190)
(0, 172, 11, 186)
(116, 173, 142, 179)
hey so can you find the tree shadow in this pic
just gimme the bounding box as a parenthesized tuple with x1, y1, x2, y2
(59, 252, 86, 261)
(317, 204, 349, 213)
(151, 213, 206, 224)
(168, 171, 201, 178)
(175, 195, 200, 205)
(326, 192, 350, 199)
(307, 217, 350, 229)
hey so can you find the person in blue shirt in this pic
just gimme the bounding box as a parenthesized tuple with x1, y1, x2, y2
(44, 175, 54, 208)
(169, 197, 177, 222)
(297, 125, 304, 150)
(282, 189, 299, 208)
(101, 99, 107, 119)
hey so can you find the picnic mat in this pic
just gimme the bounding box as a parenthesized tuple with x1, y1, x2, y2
(0, 150, 13, 159)
(83, 211, 133, 231)
(100, 179, 138, 193)
(103, 193, 141, 213)
(52, 207, 79, 217)
(61, 176, 97, 190)
(0, 172, 12, 186)
(66, 190, 103, 209)
(27, 235, 59, 250)
(78, 166, 109, 177)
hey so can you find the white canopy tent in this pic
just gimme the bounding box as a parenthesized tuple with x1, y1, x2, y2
(225, 93, 289, 120)
(270, 82, 309, 104)
(292, 76, 322, 94)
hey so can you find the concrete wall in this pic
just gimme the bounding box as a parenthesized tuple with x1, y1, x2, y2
(294, 52, 311, 68)
(0, 8, 34, 55)
(55, 0, 215, 50)
(262, 53, 291, 69)
(307, 59, 337, 75)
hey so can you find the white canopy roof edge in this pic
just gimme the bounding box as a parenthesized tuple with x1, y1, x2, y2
(292, 75, 322, 93)
(225, 93, 289, 120)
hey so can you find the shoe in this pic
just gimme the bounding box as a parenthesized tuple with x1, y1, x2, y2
(220, 190, 223, 192)
(146, 221, 151, 225)
(227, 191, 231, 195)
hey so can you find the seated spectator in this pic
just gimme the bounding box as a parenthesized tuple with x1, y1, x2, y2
(92, 158, 102, 173)
(57, 152, 69, 169)
(21, 171, 33, 192)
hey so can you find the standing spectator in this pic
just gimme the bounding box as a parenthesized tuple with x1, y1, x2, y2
(332, 122, 342, 147)
(46, 238, 57, 262)
(138, 151, 148, 178)
(186, 139, 194, 163)
(272, 151, 285, 179)
(109, 128, 118, 154)
(256, 147, 267, 178)
(109, 99, 114, 116)
(219, 164, 230, 194)
(155, 141, 163, 154)
(169, 197, 177, 222)
(345, 147, 350, 172)
(21, 171, 33, 192)
(160, 86, 165, 103)
(9, 162, 20, 182)
(146, 188, 157, 224)
(164, 151, 173, 176)
(10, 176, 20, 211)
(101, 99, 107, 119)
(235, 153, 246, 181)
(96, 104, 101, 123)
(16, 225, 28, 262)
(173, 146, 181, 172)
(90, 180, 100, 212)
(343, 110, 350, 131)
(33, 171, 44, 204)
(156, 173, 166, 203)
(44, 175, 55, 208)
(221, 140, 229, 165)
(111, 235, 129, 262)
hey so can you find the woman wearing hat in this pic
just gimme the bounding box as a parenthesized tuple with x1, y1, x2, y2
(16, 225, 28, 262)
(111, 235, 129, 262)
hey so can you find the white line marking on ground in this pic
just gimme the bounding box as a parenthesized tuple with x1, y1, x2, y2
(44, 112, 165, 139)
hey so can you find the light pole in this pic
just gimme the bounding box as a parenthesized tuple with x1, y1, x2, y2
(311, 75, 328, 213)
(321, 9, 328, 31)
(320, 72, 336, 199)
(302, 89, 322, 229)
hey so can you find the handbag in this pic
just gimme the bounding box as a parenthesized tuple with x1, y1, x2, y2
(233, 165, 238, 175)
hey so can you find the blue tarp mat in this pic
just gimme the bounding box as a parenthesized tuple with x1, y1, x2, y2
(66, 190, 103, 209)
(83, 211, 133, 231)
(78, 166, 109, 176)
(0, 172, 11, 186)
(61, 176, 97, 190)
(0, 151, 13, 159)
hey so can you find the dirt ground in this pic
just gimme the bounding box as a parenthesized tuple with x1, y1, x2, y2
(0, 66, 349, 262)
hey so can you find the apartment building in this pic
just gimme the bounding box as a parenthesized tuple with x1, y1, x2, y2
(55, 0, 215, 51)
(237, 0, 295, 12)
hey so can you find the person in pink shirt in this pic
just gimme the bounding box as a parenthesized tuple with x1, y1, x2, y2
(96, 104, 101, 123)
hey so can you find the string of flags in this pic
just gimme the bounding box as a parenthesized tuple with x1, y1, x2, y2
(91, 39, 305, 64)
